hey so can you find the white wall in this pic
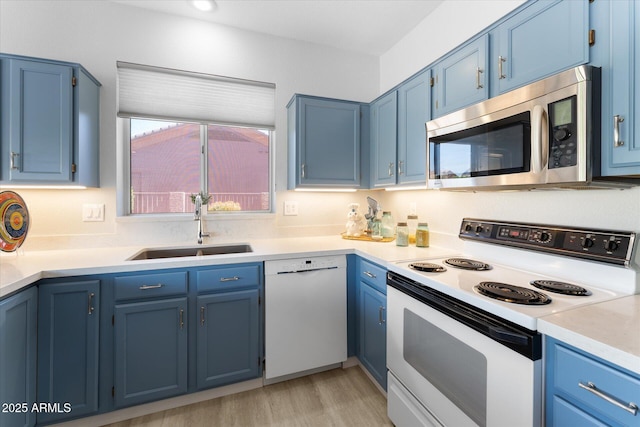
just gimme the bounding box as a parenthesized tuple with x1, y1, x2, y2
(381, 0, 640, 235)
(0, 0, 381, 249)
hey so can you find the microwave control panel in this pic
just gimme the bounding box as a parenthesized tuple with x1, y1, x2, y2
(548, 96, 578, 169)
(459, 218, 635, 266)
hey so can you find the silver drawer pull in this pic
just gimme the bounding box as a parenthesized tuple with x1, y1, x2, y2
(88, 293, 95, 315)
(378, 306, 385, 325)
(10, 151, 20, 170)
(578, 381, 638, 416)
(614, 115, 625, 147)
(364, 271, 377, 279)
(220, 276, 240, 282)
(139, 283, 164, 290)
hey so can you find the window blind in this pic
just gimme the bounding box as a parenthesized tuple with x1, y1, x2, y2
(117, 61, 275, 129)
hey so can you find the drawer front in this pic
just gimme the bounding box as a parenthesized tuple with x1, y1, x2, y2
(553, 343, 640, 426)
(196, 264, 261, 293)
(359, 259, 386, 294)
(114, 271, 187, 301)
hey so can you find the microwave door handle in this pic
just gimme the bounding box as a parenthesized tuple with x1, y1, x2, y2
(531, 105, 547, 173)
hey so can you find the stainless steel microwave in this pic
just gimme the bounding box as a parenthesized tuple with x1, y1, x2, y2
(427, 66, 605, 190)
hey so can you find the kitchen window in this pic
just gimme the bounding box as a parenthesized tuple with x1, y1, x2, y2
(117, 62, 275, 215)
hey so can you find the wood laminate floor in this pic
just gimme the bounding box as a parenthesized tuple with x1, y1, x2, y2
(105, 367, 393, 427)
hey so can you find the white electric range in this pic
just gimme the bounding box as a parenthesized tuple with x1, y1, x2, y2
(386, 218, 638, 427)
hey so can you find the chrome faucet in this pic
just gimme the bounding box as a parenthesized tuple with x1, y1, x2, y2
(194, 194, 210, 244)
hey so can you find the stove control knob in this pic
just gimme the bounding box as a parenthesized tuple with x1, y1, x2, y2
(539, 232, 551, 243)
(475, 225, 484, 234)
(464, 223, 473, 232)
(604, 240, 619, 252)
(582, 237, 594, 249)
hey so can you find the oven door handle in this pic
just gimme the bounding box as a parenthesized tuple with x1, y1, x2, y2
(488, 325, 529, 346)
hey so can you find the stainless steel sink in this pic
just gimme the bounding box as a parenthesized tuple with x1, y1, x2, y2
(127, 244, 253, 260)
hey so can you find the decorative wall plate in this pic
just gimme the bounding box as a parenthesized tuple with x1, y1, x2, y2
(0, 191, 29, 252)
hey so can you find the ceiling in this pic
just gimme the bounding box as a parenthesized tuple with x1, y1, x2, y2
(110, 0, 444, 56)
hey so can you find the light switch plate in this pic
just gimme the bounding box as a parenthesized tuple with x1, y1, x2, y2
(283, 201, 299, 216)
(82, 204, 105, 222)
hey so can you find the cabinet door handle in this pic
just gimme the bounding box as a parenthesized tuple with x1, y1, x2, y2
(498, 56, 506, 79)
(398, 160, 404, 176)
(179, 309, 185, 330)
(88, 293, 95, 315)
(301, 163, 306, 178)
(200, 306, 205, 326)
(220, 276, 240, 282)
(378, 306, 385, 325)
(9, 151, 20, 170)
(388, 162, 394, 177)
(476, 67, 484, 89)
(364, 271, 377, 279)
(614, 115, 625, 147)
(139, 283, 164, 290)
(578, 381, 638, 416)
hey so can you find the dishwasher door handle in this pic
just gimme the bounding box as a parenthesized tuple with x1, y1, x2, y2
(275, 266, 339, 275)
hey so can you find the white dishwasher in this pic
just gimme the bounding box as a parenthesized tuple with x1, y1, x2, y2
(264, 255, 347, 381)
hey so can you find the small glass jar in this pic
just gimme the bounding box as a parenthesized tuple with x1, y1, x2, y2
(407, 215, 418, 244)
(416, 222, 430, 247)
(396, 222, 409, 246)
(381, 211, 395, 238)
(371, 218, 383, 240)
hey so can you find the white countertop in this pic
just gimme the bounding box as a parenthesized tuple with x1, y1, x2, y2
(2, 234, 638, 375)
(539, 295, 640, 375)
(0, 235, 457, 298)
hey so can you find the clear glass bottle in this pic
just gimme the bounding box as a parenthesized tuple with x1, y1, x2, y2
(381, 211, 395, 238)
(416, 222, 430, 247)
(396, 222, 409, 246)
(407, 215, 418, 244)
(371, 218, 383, 240)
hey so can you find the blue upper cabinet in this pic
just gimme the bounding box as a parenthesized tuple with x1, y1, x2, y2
(370, 91, 398, 187)
(397, 69, 431, 185)
(287, 95, 361, 189)
(0, 54, 101, 187)
(593, 0, 640, 176)
(432, 35, 488, 118)
(492, 0, 589, 96)
(0, 287, 37, 427)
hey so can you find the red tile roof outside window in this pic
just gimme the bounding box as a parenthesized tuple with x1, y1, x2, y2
(131, 123, 270, 214)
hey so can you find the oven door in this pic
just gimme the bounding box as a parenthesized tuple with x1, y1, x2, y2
(387, 286, 542, 427)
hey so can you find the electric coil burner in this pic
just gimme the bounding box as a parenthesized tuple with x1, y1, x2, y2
(530, 280, 592, 296)
(444, 257, 492, 271)
(475, 281, 552, 305)
(409, 262, 447, 273)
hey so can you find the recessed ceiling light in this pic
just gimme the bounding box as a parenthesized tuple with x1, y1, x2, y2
(189, 0, 216, 12)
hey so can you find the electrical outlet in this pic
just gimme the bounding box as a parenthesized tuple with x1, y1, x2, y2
(82, 204, 105, 222)
(409, 202, 417, 215)
(283, 201, 299, 216)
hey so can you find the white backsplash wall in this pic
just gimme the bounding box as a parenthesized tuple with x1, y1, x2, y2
(1, 0, 381, 250)
(385, 188, 640, 238)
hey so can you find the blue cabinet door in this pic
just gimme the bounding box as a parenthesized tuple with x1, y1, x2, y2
(114, 297, 188, 408)
(37, 280, 100, 424)
(602, 0, 640, 175)
(370, 91, 397, 187)
(494, 0, 589, 95)
(196, 289, 260, 390)
(288, 95, 361, 189)
(398, 69, 431, 185)
(433, 35, 488, 118)
(358, 281, 387, 390)
(0, 287, 37, 427)
(6, 59, 73, 183)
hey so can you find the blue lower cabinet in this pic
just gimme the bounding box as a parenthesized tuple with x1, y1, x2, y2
(37, 281, 100, 424)
(196, 289, 260, 390)
(358, 282, 387, 389)
(546, 337, 640, 427)
(0, 287, 37, 427)
(114, 297, 188, 408)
